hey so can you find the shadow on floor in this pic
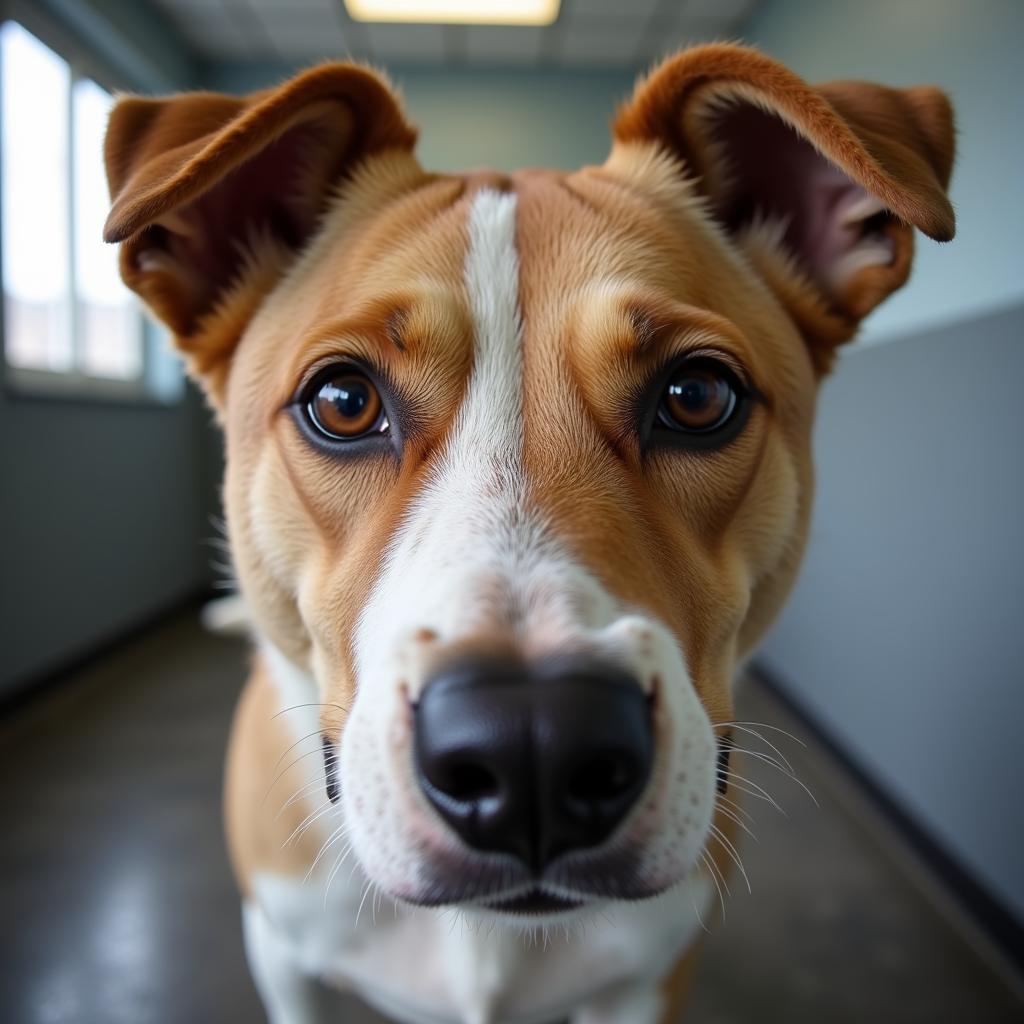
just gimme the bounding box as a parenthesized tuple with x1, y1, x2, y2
(0, 610, 1019, 1023)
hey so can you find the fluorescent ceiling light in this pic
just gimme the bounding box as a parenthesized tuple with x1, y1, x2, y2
(344, 0, 560, 26)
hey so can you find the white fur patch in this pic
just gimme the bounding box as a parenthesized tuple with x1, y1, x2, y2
(246, 863, 714, 1024)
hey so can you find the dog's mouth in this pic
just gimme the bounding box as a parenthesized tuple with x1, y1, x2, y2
(481, 884, 585, 917)
(481, 888, 585, 916)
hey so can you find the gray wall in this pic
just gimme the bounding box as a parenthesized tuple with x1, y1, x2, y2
(0, 0, 216, 696)
(0, 388, 216, 691)
(742, 0, 1024, 925)
(757, 304, 1024, 921)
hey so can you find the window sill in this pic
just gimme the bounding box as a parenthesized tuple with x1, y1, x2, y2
(3, 365, 184, 408)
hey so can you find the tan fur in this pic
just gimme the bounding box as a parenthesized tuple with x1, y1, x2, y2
(104, 44, 955, 1020)
(224, 655, 330, 893)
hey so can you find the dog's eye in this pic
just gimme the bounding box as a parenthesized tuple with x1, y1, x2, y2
(656, 360, 741, 435)
(305, 368, 388, 440)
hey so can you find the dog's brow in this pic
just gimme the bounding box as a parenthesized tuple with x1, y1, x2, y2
(295, 293, 465, 365)
(297, 314, 397, 360)
(590, 290, 748, 364)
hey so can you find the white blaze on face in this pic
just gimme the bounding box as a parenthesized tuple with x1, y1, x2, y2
(340, 188, 718, 898)
(352, 187, 566, 697)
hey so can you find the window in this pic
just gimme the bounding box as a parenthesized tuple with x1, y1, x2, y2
(0, 21, 181, 402)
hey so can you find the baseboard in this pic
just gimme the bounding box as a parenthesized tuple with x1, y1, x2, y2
(750, 660, 1024, 981)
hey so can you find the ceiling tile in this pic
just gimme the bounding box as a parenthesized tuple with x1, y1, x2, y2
(248, 4, 345, 33)
(149, 0, 758, 68)
(558, 20, 649, 66)
(248, 22, 353, 60)
(148, 0, 206, 15)
(637, 17, 732, 64)
(567, 0, 662, 19)
(158, 2, 236, 35)
(362, 23, 447, 62)
(270, 35, 357, 62)
(168, 14, 248, 56)
(681, 0, 757, 23)
(183, 29, 266, 60)
(245, 0, 338, 9)
(463, 26, 545, 65)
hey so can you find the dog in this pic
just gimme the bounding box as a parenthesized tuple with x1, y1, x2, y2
(103, 43, 954, 1024)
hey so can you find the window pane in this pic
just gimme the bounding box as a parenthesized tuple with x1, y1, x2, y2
(1, 22, 72, 371)
(73, 77, 141, 380)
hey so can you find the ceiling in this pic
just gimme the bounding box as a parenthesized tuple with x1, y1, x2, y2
(147, 0, 761, 69)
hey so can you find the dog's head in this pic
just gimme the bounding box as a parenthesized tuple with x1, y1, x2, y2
(105, 46, 954, 915)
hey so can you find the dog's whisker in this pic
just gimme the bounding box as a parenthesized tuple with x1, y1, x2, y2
(714, 720, 807, 749)
(699, 850, 727, 921)
(272, 701, 351, 720)
(719, 770, 787, 816)
(262, 746, 334, 803)
(705, 847, 733, 901)
(715, 792, 756, 825)
(730, 747, 819, 807)
(709, 823, 752, 895)
(323, 840, 360, 909)
(688, 871, 711, 934)
(283, 800, 335, 848)
(271, 728, 330, 776)
(729, 746, 793, 778)
(714, 723, 798, 774)
(305, 825, 351, 882)
(714, 802, 758, 842)
(275, 778, 332, 820)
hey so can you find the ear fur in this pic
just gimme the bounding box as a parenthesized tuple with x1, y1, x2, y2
(612, 44, 955, 370)
(104, 63, 417, 401)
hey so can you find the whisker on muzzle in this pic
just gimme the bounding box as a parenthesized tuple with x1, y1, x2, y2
(305, 823, 352, 883)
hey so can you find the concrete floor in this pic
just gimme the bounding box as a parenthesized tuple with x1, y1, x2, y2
(0, 610, 1020, 1023)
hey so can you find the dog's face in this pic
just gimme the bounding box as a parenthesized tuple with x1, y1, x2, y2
(105, 47, 953, 915)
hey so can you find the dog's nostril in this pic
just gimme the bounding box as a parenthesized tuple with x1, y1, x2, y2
(567, 753, 636, 803)
(442, 760, 501, 802)
(414, 657, 653, 869)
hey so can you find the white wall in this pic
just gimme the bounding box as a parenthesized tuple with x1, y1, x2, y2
(742, 0, 1024, 345)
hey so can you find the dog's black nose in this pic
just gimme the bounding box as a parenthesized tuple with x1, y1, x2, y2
(413, 656, 653, 873)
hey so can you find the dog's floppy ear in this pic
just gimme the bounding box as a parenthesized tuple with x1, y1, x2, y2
(611, 44, 955, 371)
(104, 63, 417, 400)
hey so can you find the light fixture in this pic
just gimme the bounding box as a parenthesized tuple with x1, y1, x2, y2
(344, 0, 560, 26)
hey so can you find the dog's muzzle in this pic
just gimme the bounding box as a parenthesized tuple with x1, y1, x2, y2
(412, 655, 654, 874)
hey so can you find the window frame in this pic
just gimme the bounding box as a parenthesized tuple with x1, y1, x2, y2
(0, 12, 181, 407)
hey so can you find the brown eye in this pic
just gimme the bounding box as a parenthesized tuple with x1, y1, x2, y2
(306, 368, 386, 440)
(658, 362, 739, 434)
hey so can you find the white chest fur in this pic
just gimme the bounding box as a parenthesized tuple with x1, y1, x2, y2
(247, 866, 710, 1024)
(251, 644, 711, 1024)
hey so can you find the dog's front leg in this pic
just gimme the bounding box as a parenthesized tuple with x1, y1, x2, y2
(572, 938, 704, 1024)
(243, 901, 341, 1024)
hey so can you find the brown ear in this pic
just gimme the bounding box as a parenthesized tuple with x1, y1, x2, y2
(104, 63, 417, 399)
(612, 44, 955, 370)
